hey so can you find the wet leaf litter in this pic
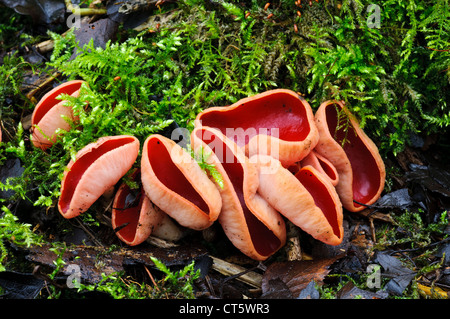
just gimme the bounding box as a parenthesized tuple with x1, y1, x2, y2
(0, 0, 449, 300)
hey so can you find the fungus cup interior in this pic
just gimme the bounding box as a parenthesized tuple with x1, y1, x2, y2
(196, 129, 281, 257)
(146, 138, 209, 214)
(295, 168, 341, 238)
(59, 137, 137, 214)
(199, 92, 311, 147)
(33, 81, 83, 125)
(317, 155, 337, 181)
(325, 104, 381, 207)
(113, 173, 145, 243)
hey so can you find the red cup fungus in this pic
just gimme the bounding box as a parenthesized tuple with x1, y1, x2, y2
(140, 134, 222, 231)
(31, 80, 85, 150)
(191, 126, 286, 261)
(300, 150, 339, 186)
(195, 89, 319, 167)
(314, 100, 386, 212)
(58, 135, 140, 218)
(52, 88, 387, 259)
(252, 154, 344, 246)
(111, 169, 166, 246)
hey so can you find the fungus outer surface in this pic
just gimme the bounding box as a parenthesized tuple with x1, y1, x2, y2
(33, 80, 84, 125)
(59, 136, 137, 214)
(296, 167, 341, 238)
(198, 129, 281, 257)
(146, 137, 209, 214)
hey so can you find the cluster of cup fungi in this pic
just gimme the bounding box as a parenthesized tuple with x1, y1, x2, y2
(29, 80, 385, 261)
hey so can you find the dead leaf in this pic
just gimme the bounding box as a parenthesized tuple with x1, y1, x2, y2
(261, 256, 342, 298)
(417, 283, 449, 299)
(70, 18, 119, 60)
(337, 282, 388, 299)
(406, 164, 450, 198)
(374, 252, 416, 296)
(0, 271, 45, 299)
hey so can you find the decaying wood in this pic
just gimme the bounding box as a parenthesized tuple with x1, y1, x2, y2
(354, 208, 396, 224)
(132, 9, 180, 32)
(210, 256, 262, 289)
(25, 71, 61, 104)
(146, 235, 179, 248)
(35, 28, 73, 54)
(27, 243, 208, 284)
(286, 221, 302, 261)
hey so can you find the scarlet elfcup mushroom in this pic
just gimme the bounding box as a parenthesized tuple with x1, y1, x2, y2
(195, 89, 319, 167)
(252, 154, 344, 246)
(140, 134, 222, 231)
(112, 169, 166, 246)
(314, 100, 386, 212)
(31, 80, 85, 150)
(58, 135, 140, 218)
(300, 150, 339, 186)
(191, 127, 286, 261)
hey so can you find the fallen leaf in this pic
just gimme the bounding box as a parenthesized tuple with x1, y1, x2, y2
(0, 0, 65, 24)
(374, 252, 416, 296)
(70, 18, 119, 60)
(337, 282, 388, 299)
(417, 283, 449, 299)
(375, 188, 414, 210)
(0, 158, 25, 200)
(406, 164, 450, 198)
(297, 280, 320, 299)
(0, 271, 45, 299)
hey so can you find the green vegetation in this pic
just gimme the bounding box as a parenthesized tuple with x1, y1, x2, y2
(77, 258, 200, 299)
(0, 206, 43, 271)
(376, 210, 449, 251)
(2, 0, 449, 209)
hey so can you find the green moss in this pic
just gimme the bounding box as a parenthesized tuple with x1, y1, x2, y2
(0, 0, 449, 299)
(0, 206, 43, 271)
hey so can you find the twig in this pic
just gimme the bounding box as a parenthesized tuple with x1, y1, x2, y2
(392, 236, 450, 254)
(144, 265, 160, 292)
(25, 72, 61, 104)
(65, 0, 107, 16)
(210, 256, 262, 290)
(73, 217, 104, 247)
(32, 265, 66, 289)
(425, 46, 450, 52)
